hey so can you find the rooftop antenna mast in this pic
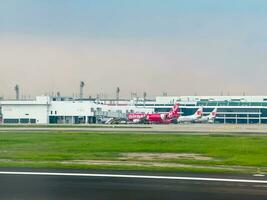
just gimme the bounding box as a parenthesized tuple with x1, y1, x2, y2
(56, 91, 61, 97)
(143, 92, 147, 107)
(14, 84, 19, 100)
(80, 81, 85, 100)
(116, 87, 120, 106)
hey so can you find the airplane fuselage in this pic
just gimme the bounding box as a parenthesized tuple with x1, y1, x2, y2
(127, 104, 179, 124)
(177, 115, 200, 123)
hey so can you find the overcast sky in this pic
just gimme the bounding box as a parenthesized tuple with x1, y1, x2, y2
(1, 0, 267, 99)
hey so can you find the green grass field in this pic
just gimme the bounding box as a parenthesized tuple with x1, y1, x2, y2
(0, 131, 267, 173)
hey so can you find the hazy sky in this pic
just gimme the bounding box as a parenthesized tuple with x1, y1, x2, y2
(1, 0, 267, 98)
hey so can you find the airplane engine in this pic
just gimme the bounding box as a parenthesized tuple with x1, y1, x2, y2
(133, 119, 140, 123)
(171, 118, 178, 124)
(160, 114, 166, 120)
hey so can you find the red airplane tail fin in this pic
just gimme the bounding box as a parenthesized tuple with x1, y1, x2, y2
(194, 107, 203, 118)
(168, 104, 180, 119)
(209, 108, 217, 118)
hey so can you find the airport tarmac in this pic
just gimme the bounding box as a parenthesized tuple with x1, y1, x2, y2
(0, 169, 266, 200)
(1, 124, 267, 134)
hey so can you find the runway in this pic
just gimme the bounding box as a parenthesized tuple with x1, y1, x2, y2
(0, 169, 267, 200)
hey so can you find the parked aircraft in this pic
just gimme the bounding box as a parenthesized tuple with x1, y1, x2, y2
(127, 104, 180, 124)
(194, 108, 217, 123)
(177, 107, 203, 123)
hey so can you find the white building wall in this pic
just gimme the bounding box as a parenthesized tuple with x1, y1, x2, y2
(49, 101, 95, 116)
(99, 104, 153, 114)
(2, 104, 49, 124)
(156, 96, 267, 103)
(1, 96, 50, 124)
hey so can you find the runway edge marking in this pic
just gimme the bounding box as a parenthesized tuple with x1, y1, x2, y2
(0, 171, 267, 184)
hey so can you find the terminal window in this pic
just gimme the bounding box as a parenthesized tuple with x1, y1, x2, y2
(4, 119, 19, 124)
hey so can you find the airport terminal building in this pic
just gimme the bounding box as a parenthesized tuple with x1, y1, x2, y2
(0, 96, 152, 124)
(1, 95, 267, 124)
(152, 96, 267, 124)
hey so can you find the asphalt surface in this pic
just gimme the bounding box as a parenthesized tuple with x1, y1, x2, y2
(2, 124, 267, 134)
(0, 169, 267, 200)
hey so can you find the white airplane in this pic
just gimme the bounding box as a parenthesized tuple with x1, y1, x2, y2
(194, 108, 217, 123)
(177, 107, 203, 123)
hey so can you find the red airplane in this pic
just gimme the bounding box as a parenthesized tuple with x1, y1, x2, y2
(127, 104, 180, 124)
